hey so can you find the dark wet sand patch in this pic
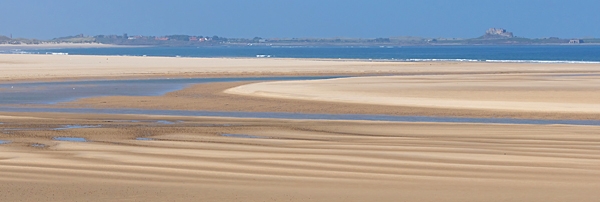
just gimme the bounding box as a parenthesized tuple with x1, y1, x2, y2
(222, 134, 267, 139)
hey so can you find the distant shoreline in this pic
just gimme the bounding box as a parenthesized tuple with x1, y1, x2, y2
(0, 43, 144, 50)
(2, 43, 600, 52)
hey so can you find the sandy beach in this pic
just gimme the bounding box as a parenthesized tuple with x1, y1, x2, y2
(2, 54, 600, 82)
(1, 54, 600, 201)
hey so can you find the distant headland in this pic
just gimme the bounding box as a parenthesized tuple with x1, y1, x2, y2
(1, 28, 598, 47)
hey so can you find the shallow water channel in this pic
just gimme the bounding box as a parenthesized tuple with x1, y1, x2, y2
(1, 76, 599, 126)
(0, 76, 342, 104)
(1, 107, 599, 126)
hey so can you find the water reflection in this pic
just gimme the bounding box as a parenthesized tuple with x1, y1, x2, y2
(53, 137, 88, 142)
(0, 76, 341, 104)
(54, 125, 101, 130)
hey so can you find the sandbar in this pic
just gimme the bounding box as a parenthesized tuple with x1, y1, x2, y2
(1, 54, 600, 201)
(2, 54, 600, 82)
(225, 74, 600, 115)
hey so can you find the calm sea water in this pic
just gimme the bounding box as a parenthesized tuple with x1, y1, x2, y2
(14, 45, 600, 63)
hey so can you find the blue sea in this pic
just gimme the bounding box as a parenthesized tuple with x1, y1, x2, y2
(8, 45, 600, 63)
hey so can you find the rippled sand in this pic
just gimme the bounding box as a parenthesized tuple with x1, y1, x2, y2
(1, 114, 599, 202)
(1, 55, 600, 201)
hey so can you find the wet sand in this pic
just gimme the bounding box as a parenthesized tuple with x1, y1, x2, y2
(1, 113, 599, 202)
(1, 55, 600, 201)
(70, 79, 600, 120)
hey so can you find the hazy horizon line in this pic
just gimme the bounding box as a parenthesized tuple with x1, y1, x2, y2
(3, 33, 597, 40)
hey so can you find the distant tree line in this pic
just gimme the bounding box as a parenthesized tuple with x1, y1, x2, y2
(3, 32, 593, 46)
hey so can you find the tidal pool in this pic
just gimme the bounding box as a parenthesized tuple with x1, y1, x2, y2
(155, 120, 182, 125)
(54, 125, 101, 130)
(53, 137, 88, 142)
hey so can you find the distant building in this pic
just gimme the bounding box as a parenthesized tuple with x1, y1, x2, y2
(569, 39, 584, 44)
(483, 28, 514, 39)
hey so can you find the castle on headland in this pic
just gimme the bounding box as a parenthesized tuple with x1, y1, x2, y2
(569, 39, 584, 44)
(483, 28, 514, 39)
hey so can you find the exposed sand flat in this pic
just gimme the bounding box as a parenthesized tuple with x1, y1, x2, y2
(70, 81, 600, 120)
(226, 74, 600, 114)
(2, 55, 600, 201)
(2, 54, 600, 81)
(1, 114, 599, 201)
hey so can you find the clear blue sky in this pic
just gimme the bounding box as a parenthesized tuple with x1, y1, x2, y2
(1, 0, 599, 39)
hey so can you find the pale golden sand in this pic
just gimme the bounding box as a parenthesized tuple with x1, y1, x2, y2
(1, 55, 600, 201)
(0, 113, 599, 202)
(70, 81, 600, 120)
(226, 74, 600, 114)
(2, 54, 600, 81)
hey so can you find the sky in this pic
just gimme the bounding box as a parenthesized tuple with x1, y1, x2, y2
(1, 0, 599, 39)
